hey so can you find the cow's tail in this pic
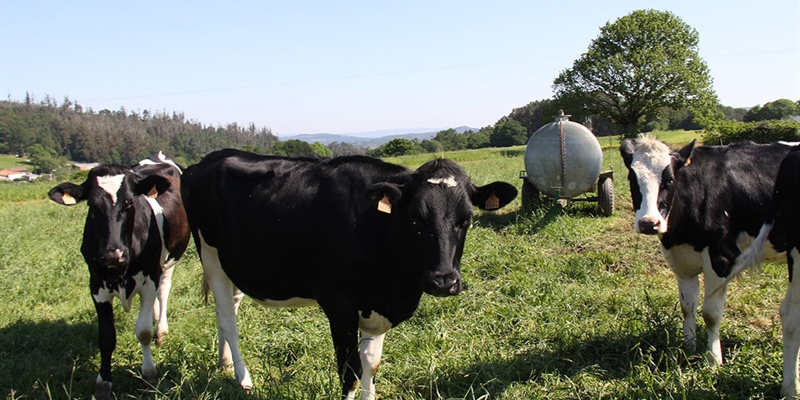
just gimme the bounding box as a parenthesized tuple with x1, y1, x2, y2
(728, 220, 774, 282)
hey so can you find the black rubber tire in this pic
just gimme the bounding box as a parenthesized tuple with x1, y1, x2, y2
(521, 180, 539, 212)
(598, 177, 614, 216)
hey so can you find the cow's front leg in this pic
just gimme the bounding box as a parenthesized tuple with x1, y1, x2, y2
(675, 273, 700, 353)
(702, 257, 727, 366)
(322, 305, 361, 400)
(94, 299, 116, 400)
(781, 248, 800, 398)
(137, 280, 158, 384)
(154, 265, 175, 347)
(358, 332, 385, 400)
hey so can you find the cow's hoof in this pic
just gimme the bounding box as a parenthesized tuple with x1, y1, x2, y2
(156, 331, 168, 347)
(94, 381, 112, 400)
(143, 370, 158, 386)
(705, 351, 723, 367)
(239, 370, 253, 391)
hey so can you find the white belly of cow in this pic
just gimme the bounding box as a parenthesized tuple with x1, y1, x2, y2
(253, 297, 318, 308)
(664, 232, 783, 278)
(359, 310, 392, 336)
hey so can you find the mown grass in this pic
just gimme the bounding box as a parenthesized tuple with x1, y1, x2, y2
(0, 155, 30, 170)
(1, 130, 787, 399)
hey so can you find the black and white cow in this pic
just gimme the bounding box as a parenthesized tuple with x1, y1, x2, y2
(180, 149, 517, 400)
(620, 136, 793, 366)
(728, 145, 800, 397)
(48, 153, 190, 400)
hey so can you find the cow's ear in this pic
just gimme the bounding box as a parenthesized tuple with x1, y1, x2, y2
(620, 138, 636, 168)
(471, 181, 518, 211)
(673, 139, 696, 169)
(135, 175, 171, 199)
(366, 182, 403, 214)
(49, 182, 85, 206)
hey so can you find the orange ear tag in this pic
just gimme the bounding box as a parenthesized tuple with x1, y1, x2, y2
(62, 193, 77, 205)
(377, 195, 392, 214)
(684, 157, 692, 167)
(146, 184, 158, 199)
(485, 192, 500, 210)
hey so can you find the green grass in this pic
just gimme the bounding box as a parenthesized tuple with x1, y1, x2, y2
(0, 132, 788, 399)
(0, 154, 30, 170)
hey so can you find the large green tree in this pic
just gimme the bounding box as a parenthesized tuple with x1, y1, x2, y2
(490, 120, 529, 147)
(552, 9, 717, 138)
(743, 98, 800, 122)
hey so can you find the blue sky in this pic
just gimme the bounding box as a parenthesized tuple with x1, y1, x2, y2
(1, 1, 798, 136)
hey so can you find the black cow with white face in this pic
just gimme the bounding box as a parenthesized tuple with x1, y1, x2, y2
(728, 145, 800, 397)
(48, 154, 189, 400)
(180, 149, 517, 400)
(621, 136, 793, 366)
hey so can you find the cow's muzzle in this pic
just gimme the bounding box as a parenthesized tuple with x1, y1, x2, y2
(422, 271, 462, 297)
(637, 216, 663, 235)
(99, 248, 128, 268)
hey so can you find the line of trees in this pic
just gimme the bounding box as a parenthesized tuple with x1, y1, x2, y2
(0, 94, 280, 169)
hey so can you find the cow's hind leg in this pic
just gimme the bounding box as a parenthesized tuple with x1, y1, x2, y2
(198, 231, 252, 390)
(781, 248, 800, 398)
(137, 278, 159, 384)
(702, 256, 727, 366)
(154, 264, 176, 347)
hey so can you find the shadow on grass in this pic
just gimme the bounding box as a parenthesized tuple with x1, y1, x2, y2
(0, 318, 97, 398)
(0, 317, 337, 400)
(410, 326, 782, 400)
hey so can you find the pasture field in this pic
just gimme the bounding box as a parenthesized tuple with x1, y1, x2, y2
(0, 131, 789, 399)
(0, 154, 30, 170)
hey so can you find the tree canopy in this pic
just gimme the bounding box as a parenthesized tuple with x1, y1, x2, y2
(552, 9, 717, 138)
(743, 99, 800, 122)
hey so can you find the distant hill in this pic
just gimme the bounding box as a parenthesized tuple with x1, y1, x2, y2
(281, 126, 478, 148)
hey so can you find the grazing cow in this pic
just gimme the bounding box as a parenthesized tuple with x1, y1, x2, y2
(728, 145, 800, 397)
(620, 136, 793, 366)
(180, 149, 517, 400)
(48, 154, 189, 400)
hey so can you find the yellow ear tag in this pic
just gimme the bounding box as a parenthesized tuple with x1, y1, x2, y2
(146, 185, 158, 199)
(485, 192, 500, 210)
(62, 193, 76, 205)
(377, 195, 392, 214)
(684, 157, 692, 167)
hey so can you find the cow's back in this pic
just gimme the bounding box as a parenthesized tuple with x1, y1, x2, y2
(181, 149, 411, 299)
(663, 142, 792, 254)
(135, 162, 190, 261)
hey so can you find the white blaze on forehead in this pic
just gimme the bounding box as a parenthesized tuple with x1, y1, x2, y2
(631, 137, 672, 231)
(96, 174, 126, 204)
(427, 176, 458, 187)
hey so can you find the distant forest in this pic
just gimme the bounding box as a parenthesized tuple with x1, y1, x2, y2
(0, 95, 279, 167)
(1, 93, 797, 174)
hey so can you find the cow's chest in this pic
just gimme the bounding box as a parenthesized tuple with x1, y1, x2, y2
(92, 272, 154, 312)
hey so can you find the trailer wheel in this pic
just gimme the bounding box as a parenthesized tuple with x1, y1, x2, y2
(521, 180, 539, 212)
(598, 176, 614, 216)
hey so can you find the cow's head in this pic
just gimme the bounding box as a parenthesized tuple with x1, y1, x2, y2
(368, 159, 517, 297)
(620, 136, 695, 235)
(49, 164, 173, 272)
